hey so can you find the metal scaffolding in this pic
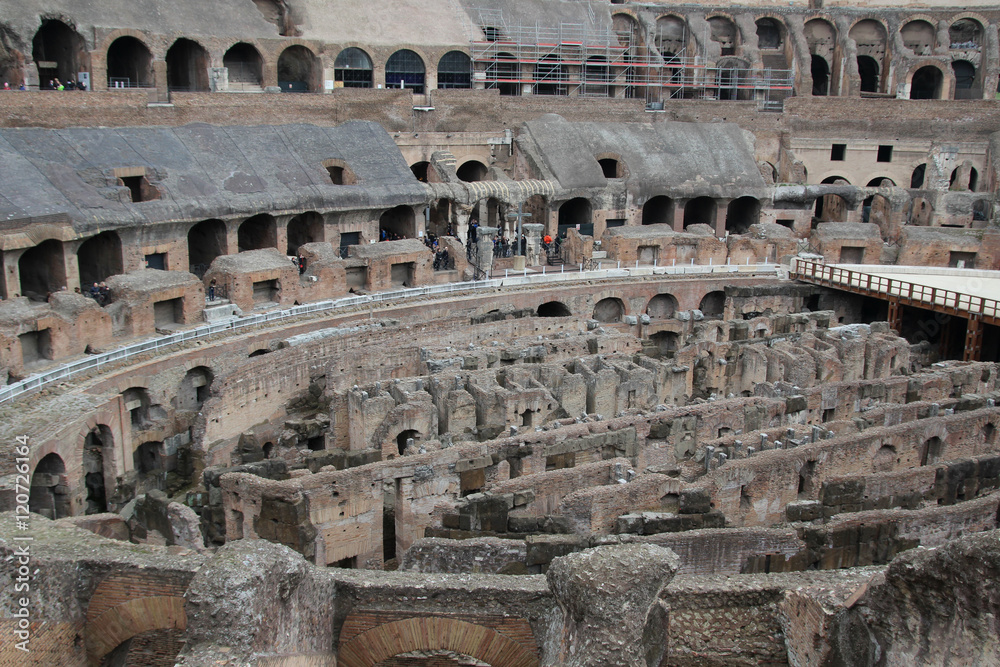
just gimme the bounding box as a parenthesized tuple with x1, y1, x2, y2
(471, 8, 794, 110)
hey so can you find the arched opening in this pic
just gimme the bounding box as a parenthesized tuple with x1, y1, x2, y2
(223, 43, 263, 90)
(911, 66, 942, 100)
(650, 331, 679, 356)
(83, 426, 114, 515)
(32, 20, 86, 87)
(262, 442, 274, 459)
(656, 16, 687, 56)
(699, 291, 726, 319)
(583, 55, 611, 97)
(558, 198, 592, 237)
(950, 165, 979, 192)
(277, 45, 317, 92)
(178, 366, 213, 411)
(756, 18, 782, 50)
(646, 293, 678, 319)
(396, 429, 419, 455)
(538, 301, 571, 317)
(815, 177, 849, 222)
(238, 215, 277, 251)
(952, 60, 977, 99)
(865, 194, 892, 234)
(910, 163, 926, 189)
(123, 387, 152, 428)
(249, 348, 270, 358)
(534, 55, 567, 95)
(29, 453, 70, 519)
(380, 206, 415, 240)
(385, 49, 425, 93)
(470, 198, 503, 230)
(901, 20, 936, 55)
(19, 239, 66, 300)
(949, 18, 982, 50)
(457, 160, 488, 183)
(908, 197, 933, 226)
(78, 232, 123, 286)
(873, 444, 897, 472)
(684, 197, 716, 229)
(919, 436, 943, 466)
(106, 36, 153, 88)
(984, 422, 997, 445)
(334, 47, 373, 88)
(165, 38, 210, 92)
(857, 55, 879, 93)
(188, 219, 227, 276)
(970, 167, 979, 192)
(133, 441, 163, 475)
(410, 161, 429, 182)
(593, 297, 625, 323)
(708, 16, 738, 56)
(598, 157, 623, 179)
(849, 20, 886, 93)
(487, 52, 519, 96)
(726, 197, 760, 234)
(286, 211, 324, 255)
(437, 51, 471, 89)
(642, 196, 673, 225)
(811, 55, 830, 96)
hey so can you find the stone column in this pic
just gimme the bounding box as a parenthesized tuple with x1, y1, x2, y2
(62, 241, 81, 293)
(475, 225, 498, 277)
(672, 199, 687, 232)
(523, 223, 544, 266)
(714, 199, 730, 239)
(2, 248, 24, 298)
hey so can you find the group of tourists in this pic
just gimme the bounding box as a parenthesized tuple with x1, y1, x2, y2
(87, 282, 110, 305)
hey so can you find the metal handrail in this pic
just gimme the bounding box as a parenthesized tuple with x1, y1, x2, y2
(0, 263, 780, 406)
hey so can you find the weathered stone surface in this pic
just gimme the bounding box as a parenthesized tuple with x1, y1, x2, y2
(546, 544, 680, 667)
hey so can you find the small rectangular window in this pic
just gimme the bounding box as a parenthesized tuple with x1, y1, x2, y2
(877, 145, 893, 163)
(831, 144, 846, 161)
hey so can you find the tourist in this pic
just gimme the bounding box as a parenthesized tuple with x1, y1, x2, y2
(208, 279, 216, 301)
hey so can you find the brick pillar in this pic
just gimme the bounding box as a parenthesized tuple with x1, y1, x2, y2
(714, 199, 731, 239)
(63, 241, 81, 293)
(672, 199, 687, 232)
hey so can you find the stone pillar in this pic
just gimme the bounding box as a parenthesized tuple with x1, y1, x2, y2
(523, 223, 544, 266)
(152, 60, 167, 91)
(672, 199, 687, 232)
(714, 199, 730, 239)
(225, 221, 240, 257)
(547, 544, 679, 667)
(2, 248, 24, 298)
(62, 242, 81, 293)
(475, 225, 498, 277)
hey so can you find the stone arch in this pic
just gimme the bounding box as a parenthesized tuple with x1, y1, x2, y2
(815, 176, 850, 222)
(457, 160, 488, 182)
(32, 19, 86, 87)
(811, 54, 830, 96)
(224, 42, 264, 89)
(726, 197, 760, 234)
(85, 594, 187, 664)
(684, 196, 716, 228)
(646, 293, 678, 319)
(612, 12, 640, 47)
(286, 211, 324, 254)
(901, 19, 936, 56)
(238, 214, 277, 251)
(699, 291, 726, 319)
(538, 301, 571, 317)
(952, 59, 979, 99)
(593, 297, 625, 323)
(106, 35, 153, 88)
(655, 15, 688, 56)
(919, 435, 944, 466)
(756, 17, 783, 50)
(595, 152, 627, 179)
(437, 50, 471, 89)
(909, 63, 946, 99)
(29, 453, 70, 519)
(78, 231, 124, 286)
(707, 15, 739, 56)
(188, 219, 227, 276)
(949, 16, 983, 49)
(642, 196, 673, 225)
(908, 196, 933, 226)
(165, 38, 210, 92)
(386, 49, 426, 93)
(849, 19, 887, 93)
(82, 425, 115, 515)
(277, 44, 319, 92)
(337, 616, 539, 667)
(410, 161, 430, 182)
(19, 239, 66, 300)
(558, 198, 592, 237)
(177, 366, 213, 411)
(335, 47, 374, 88)
(910, 163, 926, 189)
(805, 18, 837, 95)
(380, 205, 416, 239)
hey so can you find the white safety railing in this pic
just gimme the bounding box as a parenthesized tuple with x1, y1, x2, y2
(0, 263, 780, 405)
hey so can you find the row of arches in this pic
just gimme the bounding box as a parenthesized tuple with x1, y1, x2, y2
(536, 290, 725, 324)
(26, 20, 473, 93)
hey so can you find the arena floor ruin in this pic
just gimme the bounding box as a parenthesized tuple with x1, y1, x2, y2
(2, 0, 1000, 665)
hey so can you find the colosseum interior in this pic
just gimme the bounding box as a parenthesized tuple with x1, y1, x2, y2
(1, 0, 1000, 665)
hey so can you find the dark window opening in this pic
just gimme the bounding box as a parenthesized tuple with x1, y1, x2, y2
(20, 329, 53, 367)
(252, 280, 279, 305)
(153, 298, 183, 327)
(831, 144, 846, 161)
(307, 436, 325, 451)
(120, 175, 159, 202)
(538, 301, 571, 317)
(437, 51, 472, 89)
(334, 47, 373, 89)
(145, 253, 166, 271)
(598, 158, 620, 178)
(877, 145, 893, 162)
(386, 49, 425, 94)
